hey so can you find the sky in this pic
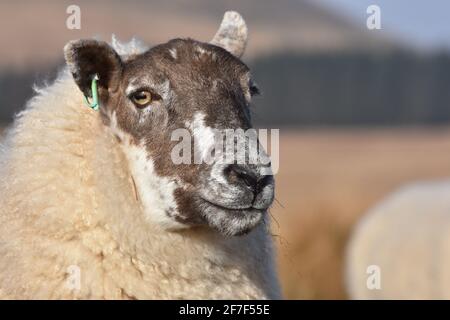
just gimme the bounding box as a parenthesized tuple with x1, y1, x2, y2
(316, 0, 450, 51)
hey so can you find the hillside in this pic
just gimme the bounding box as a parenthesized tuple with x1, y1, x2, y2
(0, 0, 396, 69)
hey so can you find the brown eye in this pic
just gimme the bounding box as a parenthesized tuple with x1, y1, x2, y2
(131, 90, 152, 107)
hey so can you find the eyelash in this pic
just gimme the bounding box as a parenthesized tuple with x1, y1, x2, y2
(128, 88, 162, 98)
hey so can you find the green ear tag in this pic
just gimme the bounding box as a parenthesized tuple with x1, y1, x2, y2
(84, 74, 99, 111)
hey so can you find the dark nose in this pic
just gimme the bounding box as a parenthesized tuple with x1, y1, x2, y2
(224, 164, 272, 195)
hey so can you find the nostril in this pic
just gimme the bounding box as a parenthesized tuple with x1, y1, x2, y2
(240, 172, 258, 189)
(257, 175, 274, 192)
(225, 164, 258, 191)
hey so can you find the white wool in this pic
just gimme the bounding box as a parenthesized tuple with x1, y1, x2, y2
(111, 34, 148, 58)
(168, 48, 177, 60)
(0, 46, 280, 299)
(346, 180, 450, 299)
(121, 142, 185, 230)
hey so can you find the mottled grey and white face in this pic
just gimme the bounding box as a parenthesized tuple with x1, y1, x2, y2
(64, 12, 274, 236)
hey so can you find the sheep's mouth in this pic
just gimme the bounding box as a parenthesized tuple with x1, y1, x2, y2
(201, 197, 253, 211)
(197, 197, 265, 236)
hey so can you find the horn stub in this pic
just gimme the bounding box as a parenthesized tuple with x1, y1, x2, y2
(210, 11, 248, 58)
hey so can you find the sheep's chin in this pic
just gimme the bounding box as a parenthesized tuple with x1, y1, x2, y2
(197, 198, 265, 236)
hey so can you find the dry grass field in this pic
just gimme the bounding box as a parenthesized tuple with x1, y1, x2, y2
(274, 128, 450, 299)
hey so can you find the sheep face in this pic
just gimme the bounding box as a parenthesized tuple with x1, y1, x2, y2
(64, 12, 274, 236)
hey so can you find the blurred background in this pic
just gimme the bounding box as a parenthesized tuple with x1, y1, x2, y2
(2, 0, 450, 299)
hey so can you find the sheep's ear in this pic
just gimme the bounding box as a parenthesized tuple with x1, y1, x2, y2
(210, 11, 248, 58)
(64, 39, 122, 99)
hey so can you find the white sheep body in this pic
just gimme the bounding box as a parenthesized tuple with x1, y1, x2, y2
(346, 180, 450, 299)
(0, 69, 280, 299)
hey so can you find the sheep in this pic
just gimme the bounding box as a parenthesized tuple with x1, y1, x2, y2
(345, 180, 450, 299)
(0, 11, 281, 299)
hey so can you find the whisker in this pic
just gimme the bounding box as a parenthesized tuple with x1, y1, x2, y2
(269, 210, 280, 230)
(275, 197, 285, 209)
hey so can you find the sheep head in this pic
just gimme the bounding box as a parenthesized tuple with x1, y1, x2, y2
(64, 12, 274, 236)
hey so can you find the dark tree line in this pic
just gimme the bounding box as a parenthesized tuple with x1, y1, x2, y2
(250, 50, 450, 127)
